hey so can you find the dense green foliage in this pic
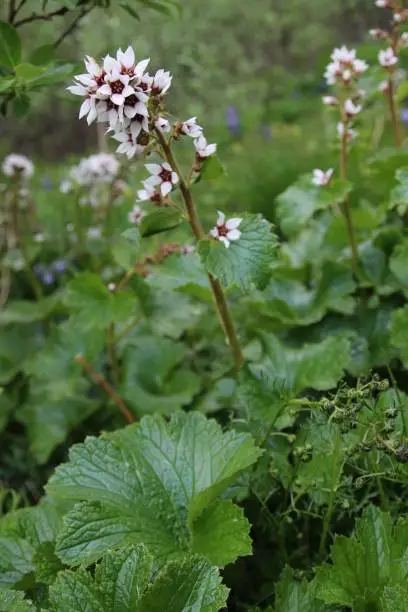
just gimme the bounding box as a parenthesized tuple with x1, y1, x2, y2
(2, 0, 408, 610)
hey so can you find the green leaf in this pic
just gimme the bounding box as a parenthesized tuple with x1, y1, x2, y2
(33, 541, 64, 585)
(0, 537, 34, 588)
(274, 567, 327, 612)
(0, 589, 34, 611)
(199, 214, 277, 291)
(121, 335, 201, 416)
(0, 21, 21, 69)
(314, 506, 408, 611)
(381, 583, 408, 612)
(28, 63, 75, 88)
(147, 252, 211, 302)
(391, 305, 408, 367)
(18, 395, 99, 464)
(47, 412, 261, 567)
(196, 156, 225, 182)
(29, 45, 55, 65)
(276, 174, 352, 236)
(139, 207, 184, 237)
(15, 63, 45, 80)
(12, 93, 30, 117)
(119, 2, 140, 19)
(192, 500, 252, 566)
(49, 567, 103, 612)
(0, 77, 15, 93)
(390, 240, 408, 288)
(0, 296, 58, 325)
(137, 555, 229, 611)
(389, 167, 408, 216)
(64, 272, 136, 329)
(112, 228, 141, 270)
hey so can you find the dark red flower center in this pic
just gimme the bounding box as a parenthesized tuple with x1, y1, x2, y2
(110, 80, 125, 94)
(137, 131, 150, 146)
(217, 224, 228, 237)
(159, 168, 172, 183)
(126, 94, 139, 107)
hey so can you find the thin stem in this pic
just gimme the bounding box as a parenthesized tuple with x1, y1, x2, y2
(14, 6, 68, 27)
(387, 78, 403, 148)
(75, 354, 135, 424)
(107, 323, 120, 386)
(54, 7, 91, 48)
(155, 129, 244, 369)
(318, 438, 340, 560)
(340, 124, 358, 266)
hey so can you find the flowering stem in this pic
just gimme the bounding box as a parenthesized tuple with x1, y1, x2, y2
(340, 125, 358, 267)
(75, 354, 134, 424)
(107, 323, 120, 386)
(155, 129, 244, 370)
(387, 78, 403, 148)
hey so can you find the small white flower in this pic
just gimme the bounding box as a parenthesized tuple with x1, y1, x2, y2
(181, 117, 203, 138)
(155, 116, 171, 133)
(180, 244, 195, 255)
(194, 135, 217, 159)
(401, 32, 408, 46)
(34, 232, 45, 243)
(87, 226, 102, 240)
(394, 12, 402, 22)
(209, 211, 242, 249)
(60, 180, 72, 193)
(379, 80, 390, 93)
(344, 98, 362, 116)
(353, 59, 369, 74)
(97, 71, 135, 107)
(137, 182, 163, 204)
(112, 126, 146, 159)
(128, 205, 145, 225)
(2, 154, 34, 179)
(312, 168, 334, 186)
(108, 282, 116, 291)
(331, 46, 356, 63)
(375, 0, 389, 7)
(322, 96, 338, 106)
(369, 28, 387, 39)
(337, 122, 358, 141)
(151, 69, 172, 95)
(144, 162, 178, 197)
(379, 48, 398, 67)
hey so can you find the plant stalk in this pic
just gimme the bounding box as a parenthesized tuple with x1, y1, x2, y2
(155, 129, 244, 369)
(387, 78, 403, 148)
(340, 124, 358, 266)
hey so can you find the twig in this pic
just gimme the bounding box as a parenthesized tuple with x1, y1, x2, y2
(8, 0, 16, 23)
(75, 354, 135, 424)
(54, 7, 91, 48)
(14, 6, 68, 27)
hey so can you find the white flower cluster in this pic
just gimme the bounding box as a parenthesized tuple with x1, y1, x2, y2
(2, 154, 34, 180)
(68, 47, 172, 159)
(312, 168, 334, 186)
(324, 46, 368, 86)
(60, 153, 120, 193)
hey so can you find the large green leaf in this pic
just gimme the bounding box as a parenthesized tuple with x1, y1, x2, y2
(314, 507, 408, 611)
(276, 175, 352, 236)
(199, 214, 277, 291)
(0, 21, 21, 69)
(139, 208, 184, 237)
(47, 412, 261, 567)
(49, 547, 228, 612)
(0, 589, 34, 611)
(273, 567, 327, 612)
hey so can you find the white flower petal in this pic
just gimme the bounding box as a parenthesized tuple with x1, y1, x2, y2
(209, 227, 219, 238)
(135, 58, 150, 76)
(111, 93, 125, 106)
(161, 182, 172, 197)
(171, 172, 179, 184)
(67, 84, 87, 96)
(225, 217, 242, 230)
(79, 98, 91, 118)
(226, 229, 241, 241)
(219, 237, 230, 248)
(145, 163, 161, 175)
(145, 175, 161, 187)
(216, 211, 225, 225)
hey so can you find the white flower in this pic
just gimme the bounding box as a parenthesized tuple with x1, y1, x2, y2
(34, 232, 45, 243)
(331, 46, 356, 63)
(322, 96, 338, 106)
(209, 211, 242, 249)
(194, 135, 217, 159)
(155, 116, 171, 133)
(394, 12, 402, 22)
(137, 182, 163, 204)
(401, 32, 408, 46)
(369, 28, 387, 39)
(2, 154, 34, 179)
(312, 168, 334, 186)
(116, 48, 150, 83)
(87, 226, 102, 239)
(97, 71, 135, 107)
(353, 59, 369, 74)
(379, 80, 390, 93)
(68, 153, 120, 186)
(112, 125, 146, 159)
(60, 180, 72, 193)
(375, 0, 389, 7)
(344, 98, 362, 116)
(181, 117, 203, 138)
(324, 47, 368, 85)
(119, 89, 149, 122)
(151, 69, 172, 95)
(108, 282, 116, 291)
(128, 205, 145, 225)
(144, 162, 178, 197)
(337, 122, 358, 141)
(379, 48, 398, 67)
(180, 244, 195, 255)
